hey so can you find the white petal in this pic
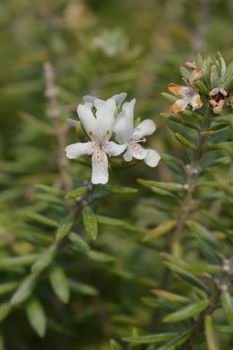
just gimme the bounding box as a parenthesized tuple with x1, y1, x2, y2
(91, 151, 109, 184)
(113, 99, 136, 143)
(83, 93, 127, 107)
(83, 95, 96, 105)
(131, 119, 156, 141)
(219, 88, 227, 96)
(130, 143, 147, 160)
(123, 146, 133, 162)
(94, 98, 116, 141)
(113, 112, 132, 144)
(77, 103, 97, 136)
(122, 98, 136, 117)
(170, 98, 190, 113)
(179, 86, 194, 98)
(189, 94, 203, 111)
(144, 149, 160, 167)
(65, 142, 94, 159)
(105, 141, 127, 156)
(111, 92, 127, 106)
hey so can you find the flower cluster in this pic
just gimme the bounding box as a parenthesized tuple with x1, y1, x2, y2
(65, 93, 160, 184)
(167, 54, 233, 115)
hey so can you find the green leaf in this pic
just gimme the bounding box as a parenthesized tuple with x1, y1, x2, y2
(180, 66, 190, 80)
(0, 282, 19, 296)
(110, 340, 124, 350)
(182, 109, 203, 121)
(161, 154, 184, 174)
(97, 215, 145, 233)
(186, 221, 219, 250)
(168, 116, 199, 132)
(149, 186, 178, 199)
(21, 211, 58, 228)
(208, 126, 232, 144)
(138, 179, 184, 192)
(55, 214, 74, 241)
(221, 291, 233, 325)
(87, 250, 115, 263)
(104, 185, 138, 194)
(141, 297, 162, 309)
(11, 275, 37, 306)
(26, 298, 47, 337)
(49, 267, 70, 304)
(137, 179, 180, 199)
(195, 53, 203, 68)
(143, 220, 177, 241)
(82, 206, 98, 240)
(69, 232, 90, 251)
(205, 315, 219, 350)
(183, 261, 220, 275)
(122, 333, 175, 344)
(65, 186, 88, 199)
(0, 254, 37, 269)
(151, 289, 190, 304)
(31, 245, 56, 273)
(162, 253, 220, 276)
(0, 303, 12, 322)
(163, 299, 209, 323)
(164, 262, 209, 292)
(223, 61, 233, 90)
(175, 133, 197, 150)
(68, 279, 98, 296)
(218, 326, 233, 334)
(35, 193, 64, 206)
(156, 330, 191, 350)
(35, 184, 64, 197)
(196, 80, 210, 95)
(161, 92, 177, 103)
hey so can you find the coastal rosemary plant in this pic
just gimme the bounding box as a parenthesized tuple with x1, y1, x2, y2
(0, 52, 232, 350)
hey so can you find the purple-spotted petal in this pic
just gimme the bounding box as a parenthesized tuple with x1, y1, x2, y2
(130, 143, 147, 160)
(65, 142, 95, 159)
(104, 141, 127, 156)
(91, 151, 109, 184)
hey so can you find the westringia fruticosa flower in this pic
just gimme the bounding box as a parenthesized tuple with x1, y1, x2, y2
(66, 93, 160, 184)
(113, 99, 160, 166)
(168, 62, 203, 114)
(209, 87, 228, 113)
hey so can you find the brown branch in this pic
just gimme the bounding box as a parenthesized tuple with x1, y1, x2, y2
(150, 109, 212, 333)
(44, 62, 72, 192)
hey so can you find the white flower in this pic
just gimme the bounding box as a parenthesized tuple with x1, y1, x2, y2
(65, 95, 126, 184)
(113, 99, 160, 167)
(83, 92, 127, 108)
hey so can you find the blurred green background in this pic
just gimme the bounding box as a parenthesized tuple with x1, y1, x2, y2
(0, 0, 233, 349)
